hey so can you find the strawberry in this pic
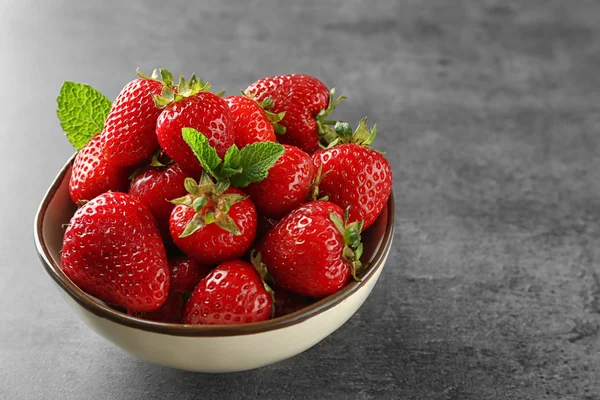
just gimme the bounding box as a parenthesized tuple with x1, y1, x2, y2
(100, 74, 165, 167)
(256, 214, 279, 240)
(169, 177, 257, 265)
(165, 128, 286, 264)
(132, 291, 186, 323)
(128, 162, 192, 241)
(69, 134, 130, 204)
(273, 286, 312, 318)
(311, 119, 392, 231)
(155, 76, 234, 173)
(245, 74, 345, 154)
(134, 256, 211, 323)
(61, 192, 169, 312)
(224, 95, 283, 149)
(244, 144, 315, 219)
(183, 259, 273, 325)
(169, 256, 212, 292)
(258, 201, 363, 298)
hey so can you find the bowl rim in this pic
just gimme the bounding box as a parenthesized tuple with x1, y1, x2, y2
(34, 154, 395, 337)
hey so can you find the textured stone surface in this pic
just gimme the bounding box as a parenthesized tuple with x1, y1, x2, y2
(1, 0, 600, 399)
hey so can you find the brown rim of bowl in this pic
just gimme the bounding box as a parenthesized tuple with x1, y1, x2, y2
(34, 154, 396, 337)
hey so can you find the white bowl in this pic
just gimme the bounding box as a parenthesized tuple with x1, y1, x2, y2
(34, 155, 395, 373)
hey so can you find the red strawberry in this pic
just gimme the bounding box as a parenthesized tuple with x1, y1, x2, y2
(101, 77, 164, 167)
(61, 192, 169, 312)
(245, 144, 315, 219)
(132, 291, 186, 323)
(69, 134, 130, 204)
(156, 78, 234, 173)
(245, 74, 345, 154)
(311, 120, 392, 231)
(134, 256, 211, 323)
(256, 214, 279, 240)
(224, 95, 279, 149)
(183, 259, 273, 325)
(273, 286, 312, 318)
(258, 201, 363, 298)
(128, 162, 192, 241)
(169, 175, 257, 265)
(169, 256, 212, 292)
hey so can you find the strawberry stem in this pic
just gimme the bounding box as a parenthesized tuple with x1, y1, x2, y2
(316, 87, 346, 140)
(309, 164, 331, 201)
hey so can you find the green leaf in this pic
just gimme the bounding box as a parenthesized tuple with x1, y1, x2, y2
(221, 145, 242, 177)
(160, 69, 174, 86)
(367, 124, 377, 144)
(223, 145, 241, 168)
(261, 97, 274, 109)
(170, 195, 192, 206)
(214, 180, 231, 195)
(344, 228, 360, 245)
(215, 212, 242, 235)
(329, 212, 345, 234)
(229, 142, 285, 187)
(182, 128, 222, 179)
(221, 193, 248, 205)
(179, 213, 205, 238)
(198, 171, 216, 193)
(192, 196, 208, 212)
(136, 68, 154, 80)
(265, 110, 287, 135)
(355, 242, 364, 261)
(204, 210, 216, 225)
(151, 69, 161, 80)
(184, 177, 200, 195)
(334, 121, 353, 140)
(178, 75, 187, 93)
(56, 81, 112, 150)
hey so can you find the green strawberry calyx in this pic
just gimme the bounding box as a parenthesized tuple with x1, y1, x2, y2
(170, 172, 248, 237)
(316, 87, 347, 140)
(137, 68, 212, 109)
(241, 90, 287, 135)
(181, 127, 285, 188)
(329, 208, 364, 281)
(136, 68, 177, 87)
(321, 118, 385, 154)
(128, 149, 174, 180)
(250, 250, 276, 319)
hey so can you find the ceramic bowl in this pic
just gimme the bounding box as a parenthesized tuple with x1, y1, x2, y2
(34, 155, 395, 373)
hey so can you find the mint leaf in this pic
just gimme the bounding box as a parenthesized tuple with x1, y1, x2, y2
(181, 130, 284, 187)
(181, 128, 222, 178)
(230, 142, 285, 187)
(221, 145, 242, 178)
(57, 81, 112, 150)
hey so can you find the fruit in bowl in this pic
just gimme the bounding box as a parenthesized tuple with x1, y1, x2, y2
(35, 69, 394, 372)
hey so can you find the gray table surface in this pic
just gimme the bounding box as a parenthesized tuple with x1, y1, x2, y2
(2, 0, 600, 399)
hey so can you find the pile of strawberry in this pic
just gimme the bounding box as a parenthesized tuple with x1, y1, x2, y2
(56, 69, 392, 325)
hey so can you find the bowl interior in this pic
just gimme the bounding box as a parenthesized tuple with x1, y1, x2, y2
(36, 156, 395, 336)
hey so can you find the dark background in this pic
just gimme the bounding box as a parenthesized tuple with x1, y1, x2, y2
(2, 0, 600, 399)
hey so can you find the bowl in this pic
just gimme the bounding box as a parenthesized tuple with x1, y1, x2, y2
(34, 155, 395, 373)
